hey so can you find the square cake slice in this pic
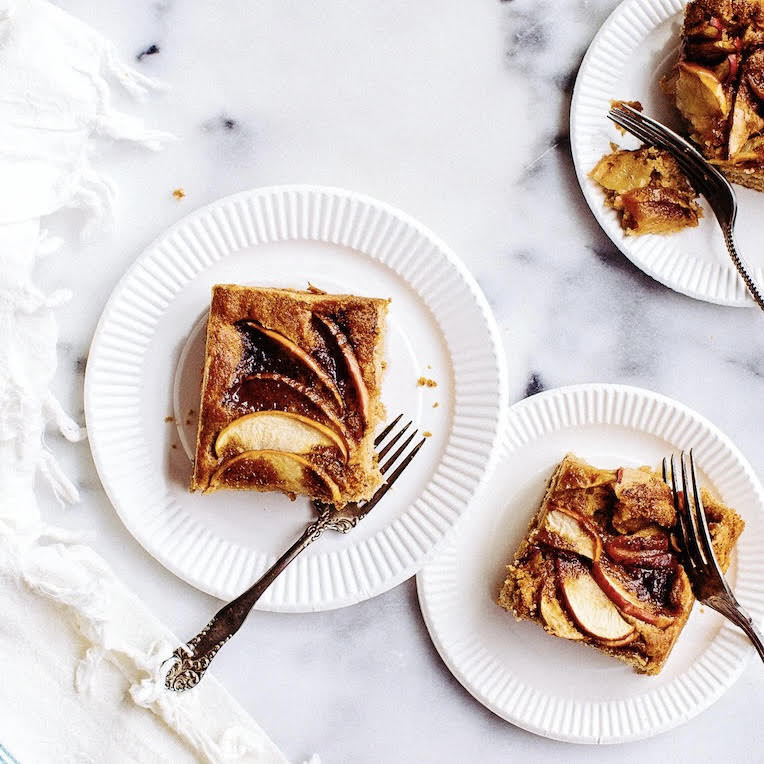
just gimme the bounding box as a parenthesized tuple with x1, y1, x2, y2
(498, 453, 744, 675)
(191, 285, 389, 506)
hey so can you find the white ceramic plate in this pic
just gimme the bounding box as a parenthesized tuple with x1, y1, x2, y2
(417, 383, 764, 743)
(85, 185, 507, 611)
(571, 0, 764, 307)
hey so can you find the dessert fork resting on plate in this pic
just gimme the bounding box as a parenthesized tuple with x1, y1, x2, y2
(164, 414, 426, 691)
(609, 103, 764, 313)
(663, 450, 764, 662)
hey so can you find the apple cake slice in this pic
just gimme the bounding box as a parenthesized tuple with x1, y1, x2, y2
(662, 0, 764, 191)
(498, 453, 744, 675)
(191, 285, 388, 506)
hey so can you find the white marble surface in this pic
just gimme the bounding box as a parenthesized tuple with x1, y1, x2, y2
(38, 0, 763, 761)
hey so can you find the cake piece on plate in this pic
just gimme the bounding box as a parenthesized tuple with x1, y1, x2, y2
(498, 453, 744, 675)
(662, 0, 764, 191)
(590, 145, 703, 235)
(191, 285, 388, 506)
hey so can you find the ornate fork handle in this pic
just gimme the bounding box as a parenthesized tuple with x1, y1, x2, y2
(721, 225, 764, 312)
(165, 506, 357, 691)
(707, 595, 764, 663)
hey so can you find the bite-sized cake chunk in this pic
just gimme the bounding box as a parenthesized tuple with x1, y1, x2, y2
(590, 145, 702, 235)
(191, 285, 388, 506)
(498, 454, 744, 675)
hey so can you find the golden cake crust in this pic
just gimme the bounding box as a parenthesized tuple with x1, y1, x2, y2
(191, 285, 388, 505)
(498, 454, 745, 675)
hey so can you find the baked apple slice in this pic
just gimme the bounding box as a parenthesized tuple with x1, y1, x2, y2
(242, 320, 343, 411)
(214, 411, 348, 462)
(670, 62, 730, 145)
(537, 507, 602, 560)
(604, 533, 673, 568)
(208, 449, 341, 503)
(539, 574, 584, 641)
(592, 559, 675, 629)
(729, 79, 764, 156)
(314, 314, 370, 427)
(556, 556, 636, 644)
(234, 372, 349, 438)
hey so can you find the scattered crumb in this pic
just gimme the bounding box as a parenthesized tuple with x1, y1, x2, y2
(417, 376, 437, 388)
(172, 188, 186, 200)
(700, 606, 706, 613)
(164, 416, 175, 423)
(185, 419, 192, 426)
(423, 431, 432, 438)
(426, 364, 432, 370)
(432, 402, 439, 408)
(187, 408, 195, 415)
(171, 444, 177, 450)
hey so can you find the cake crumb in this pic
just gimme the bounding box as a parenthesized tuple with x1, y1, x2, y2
(185, 419, 192, 425)
(423, 431, 432, 437)
(164, 415, 175, 423)
(417, 377, 437, 387)
(171, 444, 177, 450)
(172, 188, 186, 200)
(426, 364, 432, 370)
(432, 402, 439, 408)
(187, 408, 195, 416)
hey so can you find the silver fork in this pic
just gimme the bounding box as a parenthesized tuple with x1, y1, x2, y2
(164, 414, 426, 691)
(662, 450, 764, 662)
(608, 103, 764, 312)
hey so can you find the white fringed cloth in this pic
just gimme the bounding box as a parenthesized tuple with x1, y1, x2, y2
(0, 1, 287, 761)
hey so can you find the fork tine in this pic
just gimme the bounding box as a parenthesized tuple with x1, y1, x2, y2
(622, 106, 721, 174)
(680, 450, 709, 569)
(608, 110, 661, 148)
(379, 428, 418, 474)
(377, 420, 412, 460)
(374, 413, 403, 446)
(609, 108, 702, 173)
(609, 106, 728, 194)
(687, 450, 726, 580)
(361, 437, 427, 514)
(612, 105, 707, 162)
(670, 453, 700, 576)
(608, 109, 674, 151)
